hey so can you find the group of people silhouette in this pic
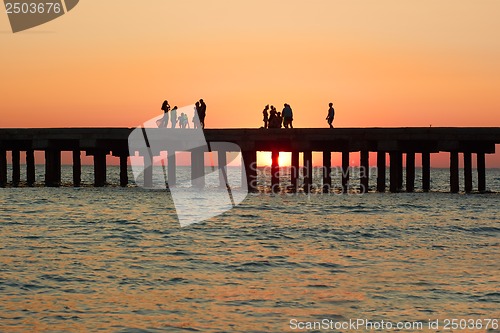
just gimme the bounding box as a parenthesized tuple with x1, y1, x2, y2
(261, 102, 335, 129)
(157, 99, 335, 129)
(157, 99, 206, 129)
(262, 103, 294, 129)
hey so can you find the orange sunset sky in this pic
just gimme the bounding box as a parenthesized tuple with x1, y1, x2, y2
(1, 1, 499, 167)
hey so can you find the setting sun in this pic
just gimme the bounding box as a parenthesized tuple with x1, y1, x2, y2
(257, 152, 291, 167)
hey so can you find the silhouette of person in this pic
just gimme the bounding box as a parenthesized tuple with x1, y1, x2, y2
(179, 113, 186, 128)
(282, 103, 293, 128)
(326, 102, 335, 128)
(157, 100, 170, 128)
(199, 99, 207, 128)
(193, 102, 201, 129)
(268, 106, 277, 128)
(276, 112, 283, 128)
(262, 105, 269, 129)
(161, 100, 170, 113)
(170, 106, 178, 128)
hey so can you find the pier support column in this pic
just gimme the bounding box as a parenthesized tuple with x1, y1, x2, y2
(12, 150, 21, 187)
(73, 150, 81, 187)
(167, 152, 176, 186)
(191, 148, 205, 188)
(322, 151, 331, 193)
(0, 149, 6, 187)
(450, 152, 459, 193)
(218, 150, 228, 188)
(94, 151, 107, 187)
(120, 154, 128, 187)
(54, 150, 62, 186)
(464, 152, 473, 193)
(26, 150, 36, 187)
(477, 153, 486, 193)
(303, 150, 313, 193)
(45, 150, 61, 187)
(360, 151, 369, 193)
(45, 150, 53, 187)
(389, 152, 399, 193)
(406, 152, 415, 193)
(342, 151, 349, 194)
(376, 151, 386, 192)
(389, 152, 403, 191)
(291, 151, 299, 192)
(55, 151, 61, 186)
(242, 150, 257, 192)
(142, 152, 153, 188)
(271, 150, 280, 192)
(397, 152, 403, 191)
(422, 152, 431, 192)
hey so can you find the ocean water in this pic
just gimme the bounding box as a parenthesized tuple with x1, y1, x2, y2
(0, 167, 499, 332)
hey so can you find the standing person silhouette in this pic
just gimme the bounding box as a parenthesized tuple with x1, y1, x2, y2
(170, 106, 178, 128)
(199, 99, 207, 128)
(157, 100, 170, 128)
(179, 113, 188, 128)
(282, 103, 293, 128)
(182, 113, 190, 128)
(268, 105, 277, 128)
(326, 102, 335, 128)
(262, 105, 269, 129)
(193, 102, 201, 129)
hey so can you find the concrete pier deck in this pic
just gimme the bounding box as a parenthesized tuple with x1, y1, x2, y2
(0, 127, 499, 192)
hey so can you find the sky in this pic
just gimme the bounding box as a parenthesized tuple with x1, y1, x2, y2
(1, 0, 499, 166)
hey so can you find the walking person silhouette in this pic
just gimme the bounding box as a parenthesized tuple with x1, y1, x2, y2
(326, 102, 335, 128)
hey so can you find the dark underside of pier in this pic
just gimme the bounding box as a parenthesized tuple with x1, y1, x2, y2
(1, 127, 499, 193)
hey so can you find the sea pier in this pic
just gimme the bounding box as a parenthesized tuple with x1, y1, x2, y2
(0, 128, 499, 193)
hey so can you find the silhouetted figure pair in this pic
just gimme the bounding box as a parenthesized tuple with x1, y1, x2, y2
(179, 113, 190, 128)
(197, 99, 206, 128)
(282, 103, 293, 128)
(326, 102, 335, 128)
